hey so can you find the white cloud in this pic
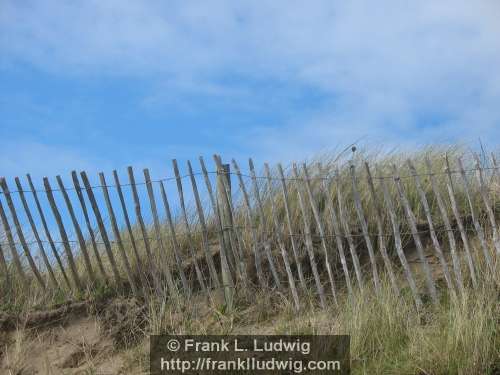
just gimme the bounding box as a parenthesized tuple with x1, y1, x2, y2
(1, 0, 499, 162)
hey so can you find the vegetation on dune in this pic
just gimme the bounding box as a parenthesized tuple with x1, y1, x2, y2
(0, 146, 499, 374)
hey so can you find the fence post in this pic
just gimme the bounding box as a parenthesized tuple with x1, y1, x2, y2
(27, 174, 72, 290)
(349, 162, 381, 294)
(214, 155, 246, 282)
(336, 167, 364, 290)
(407, 160, 456, 297)
(292, 163, 326, 308)
(232, 159, 266, 287)
(264, 163, 300, 311)
(364, 162, 400, 297)
(276, 163, 307, 291)
(187, 160, 220, 289)
(302, 163, 338, 306)
(199, 156, 234, 299)
(424, 157, 464, 294)
(15, 177, 58, 289)
(43, 177, 82, 292)
(216, 159, 235, 310)
(71, 171, 108, 282)
(0, 198, 28, 289)
(378, 167, 422, 310)
(444, 156, 477, 287)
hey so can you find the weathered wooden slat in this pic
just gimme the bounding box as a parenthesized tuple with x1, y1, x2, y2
(378, 168, 422, 309)
(292, 163, 326, 308)
(70, 171, 108, 282)
(456, 158, 494, 271)
(276, 163, 307, 290)
(213, 157, 242, 277)
(364, 163, 400, 297)
(0, 241, 9, 286)
(214, 156, 247, 282)
(349, 162, 381, 293)
(424, 157, 464, 293)
(302, 163, 338, 305)
(127, 166, 162, 295)
(186, 160, 220, 288)
(391, 164, 438, 305)
(15, 177, 58, 289)
(198, 157, 234, 292)
(248, 158, 282, 289)
(473, 154, 500, 255)
(171, 160, 209, 294)
(27, 174, 71, 290)
(43, 177, 82, 291)
(0, 178, 46, 289)
(264, 163, 300, 310)
(79, 172, 122, 287)
(444, 156, 477, 287)
(56, 176, 96, 285)
(318, 167, 353, 299)
(214, 160, 237, 309)
(407, 160, 456, 296)
(232, 159, 266, 287)
(143, 169, 179, 296)
(335, 167, 364, 290)
(160, 181, 199, 297)
(100, 172, 140, 297)
(0, 197, 28, 288)
(112, 170, 147, 289)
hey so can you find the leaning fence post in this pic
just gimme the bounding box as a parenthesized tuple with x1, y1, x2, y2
(158, 180, 194, 297)
(80, 172, 122, 288)
(0, 242, 9, 288)
(15, 177, 58, 289)
(336, 167, 364, 290)
(0, 197, 28, 289)
(302, 163, 338, 306)
(407, 160, 456, 297)
(264, 163, 300, 311)
(292, 163, 326, 308)
(349, 162, 381, 293)
(276, 163, 307, 291)
(43, 177, 82, 292)
(248, 158, 282, 289)
(473, 153, 500, 255)
(364, 162, 400, 297)
(187, 160, 221, 289)
(71, 171, 108, 282)
(100, 172, 140, 297)
(378, 167, 422, 309)
(391, 164, 438, 305)
(27, 174, 72, 290)
(113, 170, 147, 290)
(424, 157, 464, 294)
(127, 166, 163, 295)
(456, 157, 494, 271)
(232, 159, 266, 287)
(143, 169, 179, 297)
(318, 165, 353, 299)
(56, 175, 96, 286)
(0, 178, 46, 290)
(444, 155, 478, 288)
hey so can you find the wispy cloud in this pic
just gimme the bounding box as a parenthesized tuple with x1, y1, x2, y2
(1, 0, 499, 166)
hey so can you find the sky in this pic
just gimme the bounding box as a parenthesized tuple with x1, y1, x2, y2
(1, 0, 500, 182)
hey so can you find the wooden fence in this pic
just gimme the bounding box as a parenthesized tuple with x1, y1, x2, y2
(0, 153, 498, 310)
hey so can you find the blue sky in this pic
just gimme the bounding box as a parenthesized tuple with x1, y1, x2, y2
(1, 0, 500, 182)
